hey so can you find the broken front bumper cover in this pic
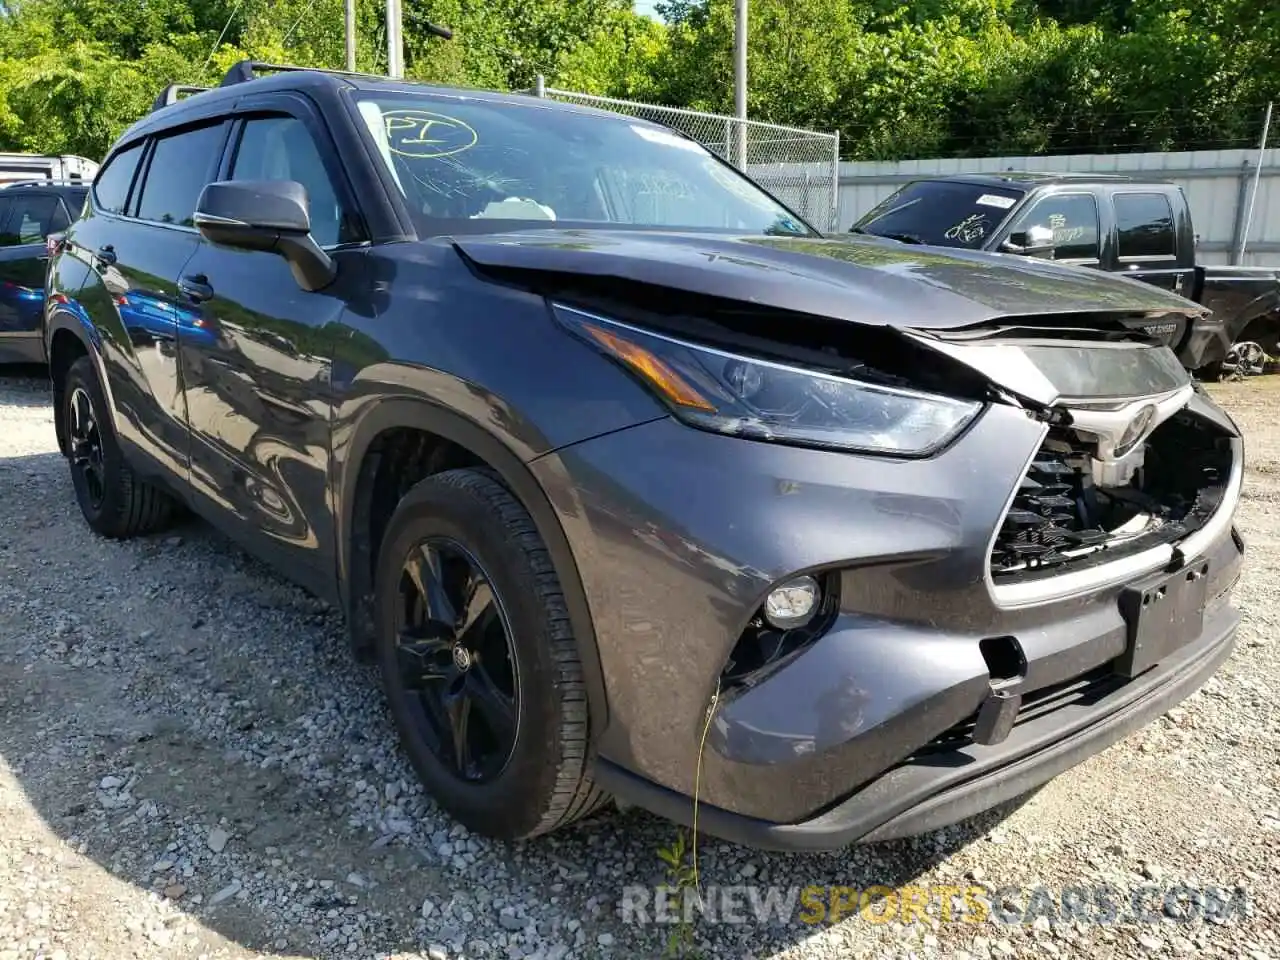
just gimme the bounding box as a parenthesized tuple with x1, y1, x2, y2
(595, 598, 1238, 852)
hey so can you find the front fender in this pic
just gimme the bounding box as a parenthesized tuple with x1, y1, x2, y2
(332, 392, 614, 737)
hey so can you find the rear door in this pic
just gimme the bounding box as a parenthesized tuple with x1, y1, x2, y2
(1110, 191, 1188, 294)
(70, 121, 229, 483)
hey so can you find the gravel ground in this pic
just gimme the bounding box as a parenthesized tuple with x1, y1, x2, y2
(0, 366, 1276, 960)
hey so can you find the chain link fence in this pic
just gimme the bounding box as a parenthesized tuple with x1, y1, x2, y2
(535, 84, 840, 232)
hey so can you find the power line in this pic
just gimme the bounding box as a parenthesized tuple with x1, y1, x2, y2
(281, 1, 317, 46)
(202, 0, 247, 71)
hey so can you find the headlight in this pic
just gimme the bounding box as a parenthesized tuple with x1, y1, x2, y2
(554, 304, 981, 456)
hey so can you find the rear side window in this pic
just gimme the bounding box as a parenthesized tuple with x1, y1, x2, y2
(94, 143, 144, 215)
(0, 195, 61, 246)
(1115, 193, 1175, 259)
(136, 123, 225, 227)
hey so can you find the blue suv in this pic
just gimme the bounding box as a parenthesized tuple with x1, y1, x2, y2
(0, 181, 87, 363)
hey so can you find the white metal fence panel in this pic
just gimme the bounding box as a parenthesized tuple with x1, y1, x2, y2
(537, 87, 841, 232)
(837, 148, 1280, 266)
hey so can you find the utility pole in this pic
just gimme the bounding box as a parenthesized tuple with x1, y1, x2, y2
(733, 0, 748, 168)
(386, 0, 403, 78)
(344, 0, 356, 72)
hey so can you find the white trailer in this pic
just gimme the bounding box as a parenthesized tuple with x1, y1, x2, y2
(0, 153, 99, 187)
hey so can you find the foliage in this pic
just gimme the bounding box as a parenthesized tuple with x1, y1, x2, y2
(655, 830, 702, 959)
(0, 0, 1277, 162)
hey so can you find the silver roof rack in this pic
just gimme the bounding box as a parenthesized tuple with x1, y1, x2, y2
(150, 84, 210, 113)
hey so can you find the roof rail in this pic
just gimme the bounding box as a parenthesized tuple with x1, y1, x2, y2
(0, 179, 88, 190)
(220, 60, 397, 87)
(151, 84, 210, 113)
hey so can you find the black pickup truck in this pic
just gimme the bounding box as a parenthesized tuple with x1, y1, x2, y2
(849, 173, 1280, 375)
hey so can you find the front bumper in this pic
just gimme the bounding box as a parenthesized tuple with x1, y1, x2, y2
(531, 391, 1243, 841)
(596, 589, 1238, 851)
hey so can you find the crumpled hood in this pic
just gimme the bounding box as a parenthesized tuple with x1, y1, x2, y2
(452, 229, 1203, 328)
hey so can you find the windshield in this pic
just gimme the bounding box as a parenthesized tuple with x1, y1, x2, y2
(353, 93, 813, 238)
(851, 180, 1025, 249)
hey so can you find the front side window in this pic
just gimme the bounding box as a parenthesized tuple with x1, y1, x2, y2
(0, 195, 62, 246)
(1115, 193, 1175, 259)
(1009, 193, 1100, 260)
(230, 115, 354, 247)
(93, 142, 144, 215)
(851, 180, 1024, 248)
(353, 94, 813, 238)
(136, 123, 225, 227)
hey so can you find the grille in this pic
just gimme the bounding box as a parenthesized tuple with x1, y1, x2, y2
(989, 411, 1231, 581)
(914, 667, 1126, 757)
(990, 436, 1111, 574)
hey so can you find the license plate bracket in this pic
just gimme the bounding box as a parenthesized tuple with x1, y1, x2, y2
(1115, 559, 1210, 678)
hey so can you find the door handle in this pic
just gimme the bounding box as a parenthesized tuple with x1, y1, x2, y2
(96, 244, 117, 266)
(179, 274, 214, 304)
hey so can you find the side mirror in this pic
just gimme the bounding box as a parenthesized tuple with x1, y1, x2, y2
(1000, 224, 1057, 259)
(193, 180, 337, 292)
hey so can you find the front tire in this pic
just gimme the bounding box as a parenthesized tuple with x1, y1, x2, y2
(62, 356, 175, 538)
(374, 468, 605, 839)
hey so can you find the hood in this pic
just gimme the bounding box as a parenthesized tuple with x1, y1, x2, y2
(452, 229, 1203, 330)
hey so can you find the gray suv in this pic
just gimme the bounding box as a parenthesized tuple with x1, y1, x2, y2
(43, 61, 1243, 850)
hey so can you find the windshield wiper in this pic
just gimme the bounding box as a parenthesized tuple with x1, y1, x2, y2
(852, 228, 926, 245)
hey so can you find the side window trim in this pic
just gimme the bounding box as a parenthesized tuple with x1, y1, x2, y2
(1114, 191, 1176, 262)
(127, 137, 158, 219)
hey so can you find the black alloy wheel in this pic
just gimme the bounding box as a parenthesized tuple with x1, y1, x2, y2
(393, 538, 520, 782)
(374, 468, 606, 840)
(67, 385, 106, 511)
(61, 355, 176, 538)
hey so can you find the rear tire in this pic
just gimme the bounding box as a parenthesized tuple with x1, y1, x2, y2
(375, 468, 606, 839)
(62, 356, 175, 538)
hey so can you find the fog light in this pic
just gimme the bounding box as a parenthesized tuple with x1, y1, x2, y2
(763, 575, 820, 629)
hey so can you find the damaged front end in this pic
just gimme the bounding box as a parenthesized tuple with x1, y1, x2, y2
(988, 394, 1237, 601)
(459, 230, 1240, 607)
(902, 319, 1242, 609)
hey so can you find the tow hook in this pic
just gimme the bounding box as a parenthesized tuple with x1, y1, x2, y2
(973, 678, 1022, 746)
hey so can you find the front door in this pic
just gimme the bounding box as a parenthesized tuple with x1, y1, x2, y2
(999, 191, 1102, 271)
(178, 105, 369, 598)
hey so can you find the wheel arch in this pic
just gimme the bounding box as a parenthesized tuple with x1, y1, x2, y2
(336, 397, 610, 736)
(45, 310, 100, 456)
(1223, 289, 1280, 350)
